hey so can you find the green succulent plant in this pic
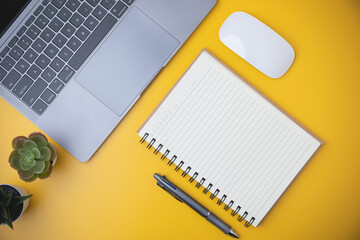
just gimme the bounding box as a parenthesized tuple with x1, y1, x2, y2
(0, 186, 32, 229)
(9, 132, 57, 182)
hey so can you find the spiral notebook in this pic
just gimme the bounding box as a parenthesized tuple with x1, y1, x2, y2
(138, 49, 323, 227)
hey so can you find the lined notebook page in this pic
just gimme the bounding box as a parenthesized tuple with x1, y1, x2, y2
(138, 50, 322, 227)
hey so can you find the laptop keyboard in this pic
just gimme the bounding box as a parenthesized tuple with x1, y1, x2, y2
(0, 0, 134, 115)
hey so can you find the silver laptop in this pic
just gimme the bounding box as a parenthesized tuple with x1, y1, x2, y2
(0, 0, 216, 162)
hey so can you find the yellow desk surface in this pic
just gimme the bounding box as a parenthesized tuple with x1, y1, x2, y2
(1, 0, 360, 239)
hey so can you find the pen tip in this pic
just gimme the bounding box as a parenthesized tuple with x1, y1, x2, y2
(229, 229, 239, 238)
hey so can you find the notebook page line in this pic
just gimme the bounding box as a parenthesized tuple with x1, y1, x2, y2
(243, 135, 303, 213)
(206, 105, 265, 188)
(177, 86, 240, 174)
(230, 120, 285, 200)
(212, 111, 272, 200)
(157, 71, 221, 154)
(223, 124, 290, 205)
(202, 110, 269, 184)
(154, 67, 214, 140)
(252, 143, 310, 218)
(181, 86, 244, 176)
(221, 116, 279, 191)
(228, 130, 298, 212)
(164, 75, 230, 165)
(194, 92, 249, 179)
(191, 101, 263, 176)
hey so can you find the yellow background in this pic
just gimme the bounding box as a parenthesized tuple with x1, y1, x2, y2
(1, 0, 360, 239)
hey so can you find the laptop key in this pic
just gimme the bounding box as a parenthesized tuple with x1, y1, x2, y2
(25, 16, 36, 27)
(78, 2, 93, 18)
(86, 0, 100, 7)
(41, 89, 56, 104)
(123, 0, 134, 5)
(111, 1, 127, 18)
(58, 65, 74, 83)
(23, 49, 39, 63)
(67, 36, 82, 51)
(100, 0, 115, 10)
(42, 0, 51, 5)
(57, 7, 72, 22)
(35, 54, 51, 69)
(40, 28, 55, 42)
(92, 5, 107, 20)
(27, 65, 42, 79)
(16, 26, 27, 38)
(41, 67, 56, 82)
(51, 0, 66, 9)
(12, 75, 34, 98)
(61, 23, 76, 38)
(49, 17, 64, 32)
(58, 47, 73, 62)
(34, 5, 44, 16)
(83, 15, 99, 31)
(66, 0, 81, 11)
(43, 4, 58, 19)
(32, 38, 47, 53)
(0, 56, 15, 71)
(52, 33, 67, 48)
(70, 13, 85, 28)
(32, 99, 48, 115)
(34, 14, 50, 29)
(18, 35, 33, 50)
(23, 79, 47, 106)
(69, 14, 116, 70)
(26, 25, 41, 40)
(8, 36, 19, 48)
(49, 78, 64, 93)
(9, 46, 24, 61)
(0, 47, 10, 58)
(0, 67, 7, 81)
(44, 44, 59, 59)
(50, 57, 65, 72)
(15, 59, 30, 74)
(75, 26, 90, 41)
(2, 70, 21, 90)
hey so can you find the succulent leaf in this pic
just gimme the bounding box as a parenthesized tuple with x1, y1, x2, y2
(29, 133, 48, 148)
(13, 194, 32, 206)
(0, 188, 6, 199)
(0, 206, 7, 218)
(4, 192, 12, 206)
(48, 142, 57, 163)
(22, 174, 39, 182)
(39, 165, 52, 179)
(39, 147, 51, 162)
(9, 152, 22, 171)
(20, 156, 36, 171)
(32, 148, 41, 159)
(34, 161, 46, 174)
(12, 136, 27, 150)
(23, 140, 37, 150)
(43, 161, 50, 173)
(18, 168, 35, 179)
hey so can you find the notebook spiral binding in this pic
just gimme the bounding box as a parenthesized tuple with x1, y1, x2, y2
(140, 133, 256, 228)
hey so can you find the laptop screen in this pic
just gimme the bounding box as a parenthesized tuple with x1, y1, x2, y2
(0, 0, 31, 38)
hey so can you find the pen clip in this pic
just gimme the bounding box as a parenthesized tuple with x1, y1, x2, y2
(156, 182, 183, 203)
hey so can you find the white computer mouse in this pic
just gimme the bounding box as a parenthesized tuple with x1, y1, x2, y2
(219, 12, 294, 78)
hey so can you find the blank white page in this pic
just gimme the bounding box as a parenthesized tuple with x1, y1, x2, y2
(138, 50, 322, 227)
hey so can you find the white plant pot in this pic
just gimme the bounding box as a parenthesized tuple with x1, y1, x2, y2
(0, 184, 30, 224)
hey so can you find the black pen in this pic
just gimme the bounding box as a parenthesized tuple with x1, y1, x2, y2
(154, 173, 239, 238)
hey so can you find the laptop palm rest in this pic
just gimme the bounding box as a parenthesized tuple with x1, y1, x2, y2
(75, 7, 179, 116)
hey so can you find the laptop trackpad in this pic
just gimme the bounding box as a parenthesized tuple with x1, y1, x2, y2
(75, 7, 179, 116)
